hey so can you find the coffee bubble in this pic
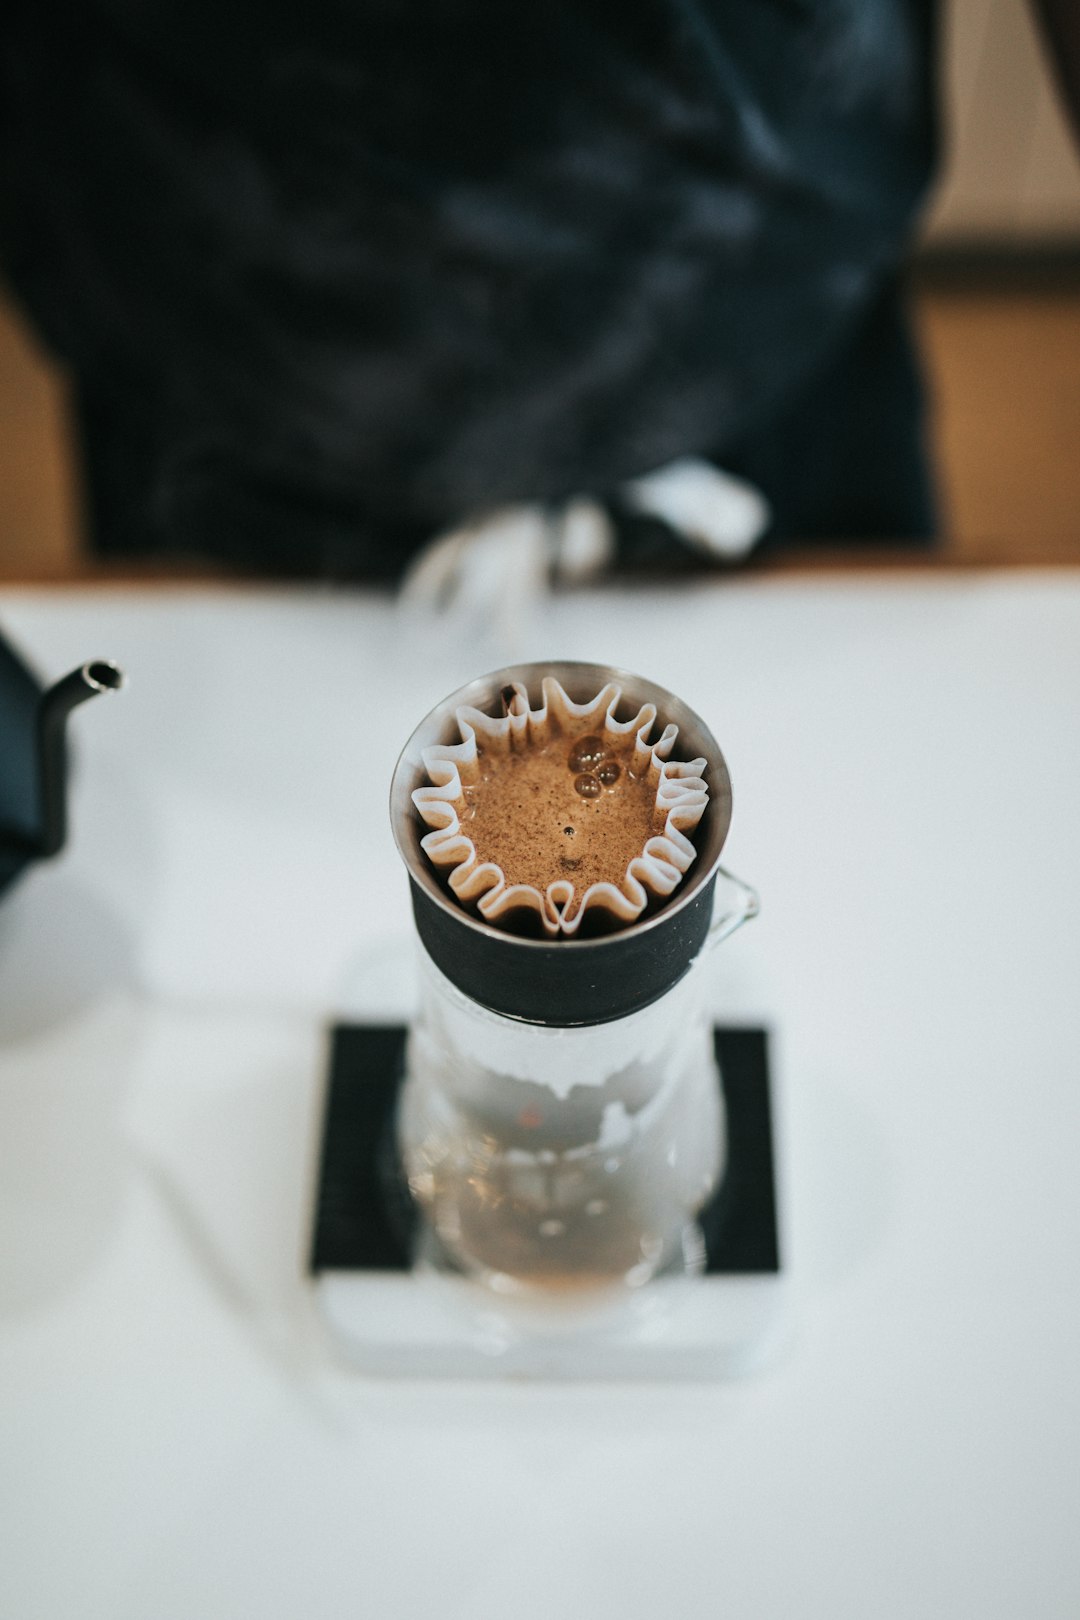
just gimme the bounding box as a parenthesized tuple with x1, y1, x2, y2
(568, 735, 605, 772)
(574, 774, 601, 798)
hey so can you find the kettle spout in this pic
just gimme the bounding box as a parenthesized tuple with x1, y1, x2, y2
(37, 661, 125, 858)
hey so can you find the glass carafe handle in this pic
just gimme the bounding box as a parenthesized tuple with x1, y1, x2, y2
(704, 866, 760, 952)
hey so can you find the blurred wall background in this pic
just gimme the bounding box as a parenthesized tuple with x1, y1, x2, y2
(926, 0, 1080, 244)
(2, 0, 1079, 581)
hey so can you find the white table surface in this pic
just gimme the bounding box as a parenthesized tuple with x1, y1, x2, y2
(1, 574, 1079, 1619)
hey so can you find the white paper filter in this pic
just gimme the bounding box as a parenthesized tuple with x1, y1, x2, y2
(411, 676, 709, 936)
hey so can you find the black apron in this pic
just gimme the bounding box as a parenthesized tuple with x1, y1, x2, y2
(1, 0, 938, 573)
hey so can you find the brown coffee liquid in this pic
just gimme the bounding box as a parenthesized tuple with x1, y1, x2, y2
(457, 730, 666, 893)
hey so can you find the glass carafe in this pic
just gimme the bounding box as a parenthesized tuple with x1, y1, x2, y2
(390, 663, 757, 1294)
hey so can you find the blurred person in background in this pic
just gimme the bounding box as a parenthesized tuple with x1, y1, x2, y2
(1, 1, 1078, 584)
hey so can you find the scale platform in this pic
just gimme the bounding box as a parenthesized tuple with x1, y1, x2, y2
(309, 1025, 789, 1379)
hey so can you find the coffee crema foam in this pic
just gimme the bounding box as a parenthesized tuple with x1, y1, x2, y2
(412, 677, 709, 936)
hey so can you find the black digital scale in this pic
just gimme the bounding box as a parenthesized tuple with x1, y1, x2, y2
(309, 1023, 787, 1380)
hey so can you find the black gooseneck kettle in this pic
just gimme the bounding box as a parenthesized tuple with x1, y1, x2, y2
(0, 630, 124, 896)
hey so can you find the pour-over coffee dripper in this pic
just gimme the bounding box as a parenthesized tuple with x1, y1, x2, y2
(390, 662, 758, 1295)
